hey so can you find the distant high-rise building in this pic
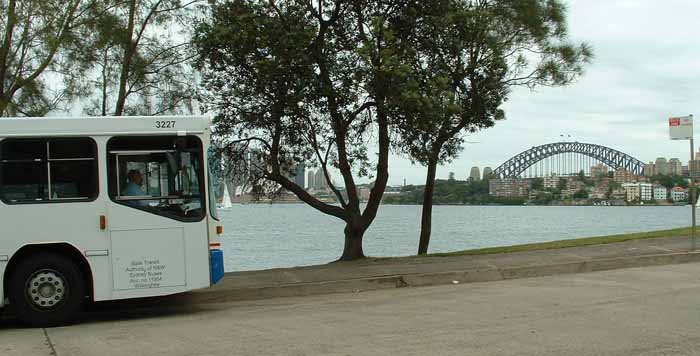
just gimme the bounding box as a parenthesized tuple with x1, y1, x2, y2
(314, 168, 328, 190)
(643, 162, 656, 177)
(669, 158, 682, 175)
(292, 164, 305, 188)
(655, 157, 669, 175)
(307, 170, 316, 190)
(482, 167, 493, 180)
(469, 167, 481, 181)
(690, 160, 700, 178)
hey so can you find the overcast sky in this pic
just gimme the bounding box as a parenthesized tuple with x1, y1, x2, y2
(385, 0, 700, 186)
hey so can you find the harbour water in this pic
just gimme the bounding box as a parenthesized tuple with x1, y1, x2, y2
(218, 204, 691, 272)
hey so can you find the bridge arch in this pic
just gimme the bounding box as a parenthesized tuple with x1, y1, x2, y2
(492, 142, 646, 178)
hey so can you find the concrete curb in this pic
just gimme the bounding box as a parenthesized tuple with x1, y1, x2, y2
(185, 251, 700, 304)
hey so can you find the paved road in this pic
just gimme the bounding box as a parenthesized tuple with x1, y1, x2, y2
(3, 262, 700, 356)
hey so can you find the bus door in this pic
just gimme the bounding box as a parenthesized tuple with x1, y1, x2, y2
(105, 136, 210, 297)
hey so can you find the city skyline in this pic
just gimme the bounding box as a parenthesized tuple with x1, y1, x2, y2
(379, 0, 700, 186)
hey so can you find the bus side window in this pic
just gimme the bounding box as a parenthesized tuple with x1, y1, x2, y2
(0, 139, 47, 202)
(0, 138, 97, 203)
(48, 139, 98, 200)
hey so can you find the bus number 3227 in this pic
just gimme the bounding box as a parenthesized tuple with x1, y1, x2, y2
(0, 116, 225, 327)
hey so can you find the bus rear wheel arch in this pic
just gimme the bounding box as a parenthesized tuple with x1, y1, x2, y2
(5, 245, 92, 327)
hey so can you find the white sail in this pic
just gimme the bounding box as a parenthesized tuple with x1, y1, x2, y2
(222, 184, 233, 209)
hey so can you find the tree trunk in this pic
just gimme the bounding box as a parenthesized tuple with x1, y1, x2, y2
(340, 218, 366, 261)
(114, 0, 137, 116)
(418, 157, 438, 255)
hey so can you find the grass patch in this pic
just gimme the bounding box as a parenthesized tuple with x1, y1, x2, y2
(427, 226, 694, 258)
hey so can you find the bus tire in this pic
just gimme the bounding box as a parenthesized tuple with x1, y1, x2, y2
(9, 252, 85, 327)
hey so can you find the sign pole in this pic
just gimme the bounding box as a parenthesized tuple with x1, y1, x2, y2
(692, 131, 696, 251)
(669, 114, 696, 251)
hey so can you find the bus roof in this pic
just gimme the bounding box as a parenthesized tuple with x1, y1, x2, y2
(0, 116, 212, 138)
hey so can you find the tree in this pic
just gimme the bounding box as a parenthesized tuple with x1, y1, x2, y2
(389, 0, 592, 254)
(83, 0, 200, 116)
(651, 174, 688, 189)
(531, 177, 544, 191)
(573, 189, 588, 200)
(0, 0, 102, 116)
(196, 0, 408, 260)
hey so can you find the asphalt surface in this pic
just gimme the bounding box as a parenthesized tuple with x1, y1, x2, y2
(3, 262, 700, 356)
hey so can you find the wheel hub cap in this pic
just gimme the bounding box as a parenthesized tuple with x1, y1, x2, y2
(27, 270, 66, 309)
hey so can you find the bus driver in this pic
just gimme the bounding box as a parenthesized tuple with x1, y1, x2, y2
(122, 170, 150, 206)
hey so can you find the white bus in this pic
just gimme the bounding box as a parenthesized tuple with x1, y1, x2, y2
(0, 116, 224, 326)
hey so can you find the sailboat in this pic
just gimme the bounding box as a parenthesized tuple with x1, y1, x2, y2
(220, 184, 233, 210)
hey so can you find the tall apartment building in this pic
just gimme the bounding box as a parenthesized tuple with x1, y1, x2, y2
(482, 167, 493, 180)
(669, 158, 683, 175)
(489, 178, 530, 198)
(294, 164, 305, 188)
(643, 162, 656, 177)
(690, 160, 700, 177)
(655, 157, 669, 175)
(314, 168, 328, 190)
(307, 170, 316, 190)
(469, 167, 481, 181)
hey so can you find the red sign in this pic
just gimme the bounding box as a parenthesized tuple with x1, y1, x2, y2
(670, 118, 681, 126)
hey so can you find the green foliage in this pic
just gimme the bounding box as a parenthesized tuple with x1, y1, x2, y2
(195, 0, 412, 258)
(82, 0, 198, 116)
(557, 177, 567, 191)
(0, 0, 99, 116)
(0, 0, 198, 117)
(429, 226, 695, 258)
(573, 189, 589, 200)
(575, 171, 595, 187)
(650, 174, 688, 189)
(531, 177, 544, 191)
(387, 0, 591, 253)
(390, 0, 592, 167)
(382, 179, 522, 205)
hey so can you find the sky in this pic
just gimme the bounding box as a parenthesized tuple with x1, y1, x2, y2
(385, 0, 700, 186)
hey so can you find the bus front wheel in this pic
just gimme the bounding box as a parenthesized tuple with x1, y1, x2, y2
(9, 252, 85, 327)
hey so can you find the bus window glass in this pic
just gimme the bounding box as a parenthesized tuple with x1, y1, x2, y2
(48, 138, 98, 200)
(108, 136, 205, 220)
(1, 161, 46, 201)
(0, 138, 97, 203)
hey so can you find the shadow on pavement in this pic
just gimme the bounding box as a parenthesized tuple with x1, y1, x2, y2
(0, 293, 212, 328)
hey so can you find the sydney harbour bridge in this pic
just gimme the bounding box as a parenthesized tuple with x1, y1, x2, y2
(492, 142, 646, 179)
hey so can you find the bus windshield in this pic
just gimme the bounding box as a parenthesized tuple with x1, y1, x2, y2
(108, 136, 205, 220)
